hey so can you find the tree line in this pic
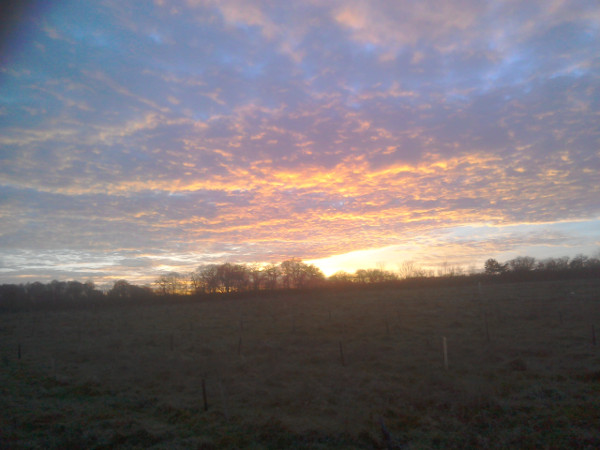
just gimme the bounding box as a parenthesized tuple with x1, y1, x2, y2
(0, 279, 154, 311)
(483, 254, 597, 274)
(1, 254, 599, 311)
(155, 258, 326, 295)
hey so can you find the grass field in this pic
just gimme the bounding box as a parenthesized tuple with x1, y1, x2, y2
(1, 278, 600, 448)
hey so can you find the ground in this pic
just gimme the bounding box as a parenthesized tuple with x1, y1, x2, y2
(1, 279, 599, 448)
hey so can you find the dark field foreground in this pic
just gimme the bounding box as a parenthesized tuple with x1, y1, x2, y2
(1, 279, 600, 448)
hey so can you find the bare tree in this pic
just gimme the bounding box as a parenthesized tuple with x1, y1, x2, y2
(569, 254, 588, 270)
(155, 272, 187, 295)
(484, 258, 507, 275)
(355, 269, 368, 283)
(329, 271, 354, 284)
(194, 264, 220, 293)
(280, 258, 324, 289)
(215, 263, 249, 293)
(397, 260, 418, 279)
(247, 264, 264, 291)
(508, 256, 536, 272)
(109, 280, 133, 299)
(537, 256, 569, 271)
(262, 263, 280, 290)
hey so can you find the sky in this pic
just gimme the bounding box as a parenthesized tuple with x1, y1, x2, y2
(1, 0, 599, 285)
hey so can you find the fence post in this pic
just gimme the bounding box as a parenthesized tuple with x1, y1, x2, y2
(202, 378, 208, 411)
(443, 337, 448, 370)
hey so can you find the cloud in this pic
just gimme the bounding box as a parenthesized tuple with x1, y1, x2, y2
(0, 0, 599, 283)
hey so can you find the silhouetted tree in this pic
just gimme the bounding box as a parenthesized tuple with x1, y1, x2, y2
(299, 263, 325, 288)
(508, 256, 536, 272)
(155, 272, 187, 295)
(280, 259, 301, 289)
(83, 280, 97, 298)
(27, 281, 50, 303)
(109, 280, 133, 299)
(194, 264, 220, 293)
(190, 270, 204, 294)
(355, 269, 368, 283)
(0, 284, 26, 309)
(280, 258, 324, 289)
(247, 264, 264, 291)
(109, 279, 153, 301)
(537, 256, 569, 271)
(484, 258, 507, 275)
(569, 254, 588, 270)
(329, 271, 354, 285)
(364, 268, 397, 283)
(586, 257, 600, 269)
(65, 281, 85, 301)
(262, 263, 280, 290)
(397, 261, 422, 279)
(216, 263, 248, 293)
(49, 280, 66, 302)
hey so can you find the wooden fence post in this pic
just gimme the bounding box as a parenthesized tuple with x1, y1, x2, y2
(202, 378, 208, 411)
(443, 337, 448, 370)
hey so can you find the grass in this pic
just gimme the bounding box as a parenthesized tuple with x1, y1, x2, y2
(1, 278, 599, 448)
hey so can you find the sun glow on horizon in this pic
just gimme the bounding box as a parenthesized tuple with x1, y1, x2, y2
(308, 220, 600, 278)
